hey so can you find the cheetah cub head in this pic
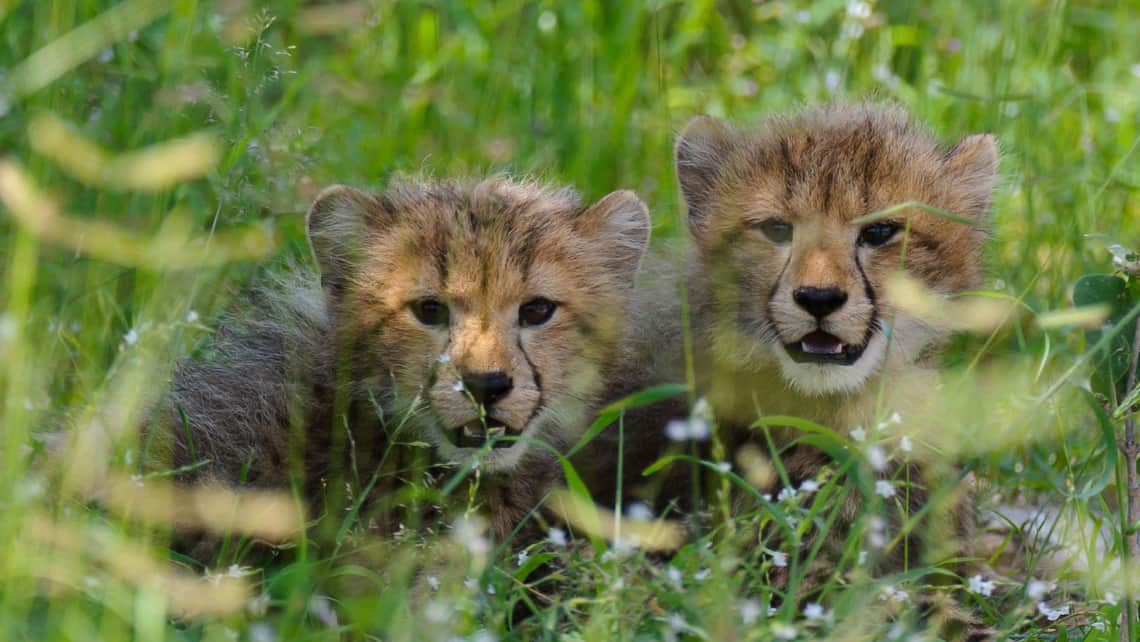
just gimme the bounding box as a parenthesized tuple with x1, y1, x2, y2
(676, 105, 998, 396)
(306, 177, 650, 472)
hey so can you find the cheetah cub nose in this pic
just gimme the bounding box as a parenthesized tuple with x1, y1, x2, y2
(792, 287, 848, 319)
(461, 371, 514, 406)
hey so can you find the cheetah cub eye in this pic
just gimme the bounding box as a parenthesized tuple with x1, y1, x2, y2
(410, 298, 449, 326)
(857, 221, 900, 248)
(518, 298, 558, 327)
(750, 218, 793, 244)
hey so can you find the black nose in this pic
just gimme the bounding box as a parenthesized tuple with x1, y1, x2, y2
(461, 371, 513, 406)
(793, 287, 848, 319)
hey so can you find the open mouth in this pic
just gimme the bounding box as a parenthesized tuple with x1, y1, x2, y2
(783, 330, 868, 366)
(449, 419, 517, 449)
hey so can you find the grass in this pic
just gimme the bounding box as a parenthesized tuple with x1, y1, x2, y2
(2, 0, 1139, 640)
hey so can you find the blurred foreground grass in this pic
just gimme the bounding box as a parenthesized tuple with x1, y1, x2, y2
(1, 1, 1139, 640)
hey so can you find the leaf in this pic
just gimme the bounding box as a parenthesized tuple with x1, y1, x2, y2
(1073, 274, 1137, 399)
(513, 552, 558, 582)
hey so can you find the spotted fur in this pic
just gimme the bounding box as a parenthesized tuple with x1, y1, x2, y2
(146, 176, 651, 550)
(665, 104, 998, 621)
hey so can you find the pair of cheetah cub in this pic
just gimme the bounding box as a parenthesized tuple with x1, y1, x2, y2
(153, 104, 997, 597)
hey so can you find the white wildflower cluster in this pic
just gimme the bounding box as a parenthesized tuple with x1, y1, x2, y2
(452, 515, 490, 556)
(1036, 601, 1069, 622)
(767, 549, 789, 568)
(625, 501, 655, 522)
(665, 397, 713, 442)
(546, 527, 567, 547)
(516, 549, 529, 567)
(738, 599, 763, 625)
(967, 574, 996, 597)
(1026, 579, 1053, 599)
(866, 516, 887, 550)
(880, 585, 908, 603)
(874, 479, 896, 499)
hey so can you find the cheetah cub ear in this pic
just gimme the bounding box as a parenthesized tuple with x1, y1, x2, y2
(942, 133, 1000, 220)
(675, 115, 737, 232)
(306, 185, 385, 290)
(577, 189, 651, 283)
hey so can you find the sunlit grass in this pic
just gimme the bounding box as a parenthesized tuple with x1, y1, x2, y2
(1, 0, 1138, 640)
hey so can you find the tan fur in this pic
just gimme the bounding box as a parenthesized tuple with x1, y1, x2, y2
(667, 104, 998, 604)
(147, 176, 651, 553)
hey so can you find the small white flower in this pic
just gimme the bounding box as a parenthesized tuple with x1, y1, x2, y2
(888, 411, 902, 425)
(795, 9, 810, 23)
(825, 69, 842, 92)
(866, 445, 888, 472)
(799, 479, 820, 493)
(185, 309, 199, 323)
(1105, 107, 1121, 123)
(425, 600, 449, 623)
(1132, 63, 1140, 78)
(777, 486, 797, 502)
(667, 613, 688, 632)
(464, 577, 477, 590)
(516, 550, 529, 567)
(769, 550, 788, 567)
(451, 380, 464, 393)
(626, 501, 654, 522)
(537, 10, 557, 32)
(715, 461, 732, 473)
(875, 480, 896, 498)
(1036, 601, 1069, 621)
(768, 604, 778, 617)
(249, 623, 276, 642)
(772, 622, 797, 640)
(899, 436, 913, 453)
(1026, 579, 1052, 599)
(665, 419, 689, 441)
(227, 564, 246, 578)
(739, 599, 762, 625)
(968, 574, 996, 597)
(850, 426, 867, 442)
(858, 550, 868, 565)
(846, 0, 871, 19)
(98, 47, 114, 63)
(667, 566, 683, 585)
(452, 516, 489, 555)
(1091, 621, 1107, 631)
(486, 584, 495, 595)
(471, 630, 497, 642)
(1106, 591, 1119, 605)
(437, 352, 451, 364)
(803, 602, 825, 620)
(123, 328, 139, 345)
(426, 575, 440, 590)
(880, 586, 908, 602)
(693, 568, 710, 581)
(547, 527, 567, 547)
(688, 418, 711, 440)
(867, 516, 887, 550)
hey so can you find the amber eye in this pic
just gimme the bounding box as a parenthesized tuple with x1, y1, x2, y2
(519, 298, 558, 327)
(752, 218, 793, 244)
(858, 222, 900, 248)
(410, 299, 449, 326)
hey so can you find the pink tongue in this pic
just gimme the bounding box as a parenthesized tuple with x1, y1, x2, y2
(801, 331, 844, 355)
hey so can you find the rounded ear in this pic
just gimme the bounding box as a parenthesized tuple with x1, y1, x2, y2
(578, 189, 651, 283)
(942, 133, 999, 220)
(306, 185, 380, 288)
(675, 115, 736, 228)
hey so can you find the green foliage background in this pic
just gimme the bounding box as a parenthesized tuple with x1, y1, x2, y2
(1, 0, 1139, 640)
